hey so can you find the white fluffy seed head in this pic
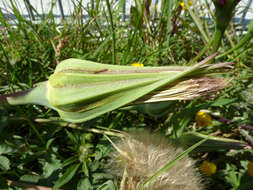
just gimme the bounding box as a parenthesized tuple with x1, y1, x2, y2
(108, 131, 204, 190)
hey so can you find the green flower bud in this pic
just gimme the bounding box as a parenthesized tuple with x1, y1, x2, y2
(211, 0, 241, 52)
(212, 0, 241, 31)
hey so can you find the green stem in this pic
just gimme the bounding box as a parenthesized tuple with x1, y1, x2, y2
(26, 118, 45, 144)
(212, 27, 224, 53)
(185, 1, 209, 43)
(166, 0, 172, 44)
(143, 0, 152, 37)
(34, 118, 125, 137)
(105, 0, 116, 64)
(2, 82, 51, 108)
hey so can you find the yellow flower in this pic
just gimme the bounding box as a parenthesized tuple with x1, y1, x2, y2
(200, 161, 217, 176)
(180, 1, 192, 10)
(248, 162, 253, 178)
(131, 62, 144, 67)
(180, 2, 187, 10)
(195, 111, 212, 126)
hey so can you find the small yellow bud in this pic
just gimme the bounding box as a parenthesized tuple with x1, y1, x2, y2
(248, 162, 253, 178)
(131, 62, 144, 67)
(200, 161, 217, 176)
(195, 111, 212, 126)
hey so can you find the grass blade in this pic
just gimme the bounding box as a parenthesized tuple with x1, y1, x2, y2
(53, 163, 80, 190)
(105, 0, 116, 64)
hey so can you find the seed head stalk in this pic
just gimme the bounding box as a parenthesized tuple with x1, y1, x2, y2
(212, 26, 225, 53)
(212, 0, 242, 52)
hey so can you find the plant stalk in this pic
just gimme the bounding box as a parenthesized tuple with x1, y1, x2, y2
(185, 0, 209, 44)
(212, 27, 224, 53)
(105, 0, 116, 64)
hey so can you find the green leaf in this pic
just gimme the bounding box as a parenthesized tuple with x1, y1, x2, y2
(170, 102, 196, 138)
(224, 164, 240, 189)
(45, 138, 55, 149)
(66, 130, 79, 145)
(92, 37, 111, 59)
(53, 163, 80, 190)
(20, 174, 40, 183)
(238, 181, 253, 190)
(96, 180, 116, 190)
(176, 132, 247, 151)
(241, 87, 253, 105)
(42, 154, 62, 178)
(77, 178, 92, 190)
(210, 97, 237, 107)
(92, 173, 113, 184)
(82, 162, 89, 177)
(130, 6, 143, 28)
(0, 156, 10, 171)
(62, 156, 79, 167)
(0, 143, 15, 155)
(90, 161, 100, 172)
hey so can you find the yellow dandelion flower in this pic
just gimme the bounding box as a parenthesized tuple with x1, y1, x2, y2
(195, 111, 212, 127)
(248, 162, 253, 178)
(200, 161, 217, 176)
(180, 2, 187, 10)
(180, 1, 192, 10)
(131, 62, 144, 67)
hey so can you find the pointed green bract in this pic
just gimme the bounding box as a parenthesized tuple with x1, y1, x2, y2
(6, 82, 51, 108)
(176, 132, 247, 151)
